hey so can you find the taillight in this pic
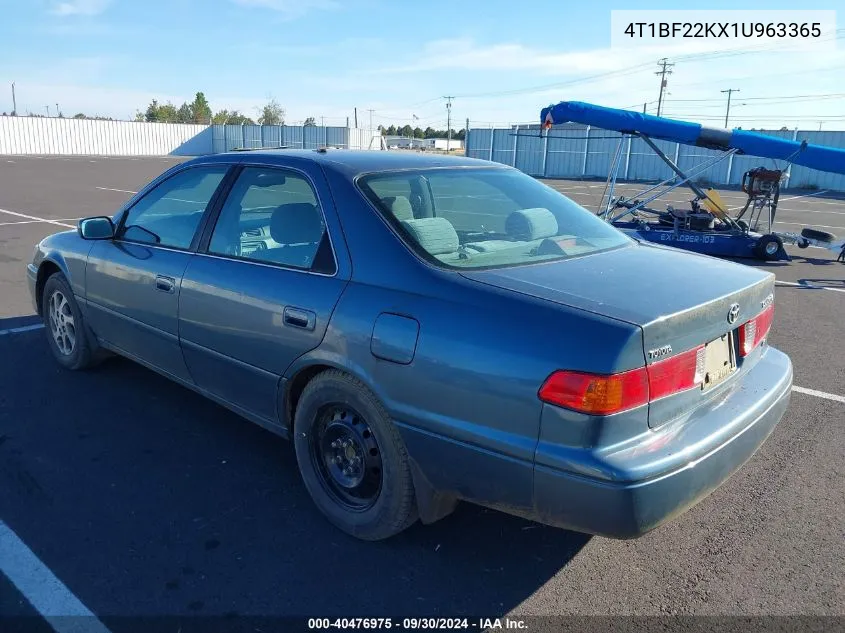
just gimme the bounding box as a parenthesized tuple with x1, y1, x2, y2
(539, 345, 706, 415)
(647, 345, 706, 400)
(538, 368, 649, 416)
(738, 303, 774, 356)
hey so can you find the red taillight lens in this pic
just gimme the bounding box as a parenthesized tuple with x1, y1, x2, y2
(539, 345, 707, 414)
(738, 303, 774, 357)
(538, 368, 649, 415)
(647, 345, 706, 400)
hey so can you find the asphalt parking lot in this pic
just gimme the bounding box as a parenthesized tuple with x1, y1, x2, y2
(0, 156, 843, 630)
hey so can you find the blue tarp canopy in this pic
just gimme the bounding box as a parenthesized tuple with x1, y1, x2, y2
(541, 101, 845, 176)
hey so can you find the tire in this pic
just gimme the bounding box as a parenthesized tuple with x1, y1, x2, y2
(42, 273, 99, 370)
(801, 228, 836, 243)
(754, 234, 784, 261)
(293, 370, 417, 541)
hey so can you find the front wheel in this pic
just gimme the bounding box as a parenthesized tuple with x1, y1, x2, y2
(293, 370, 417, 541)
(42, 273, 98, 370)
(754, 234, 783, 261)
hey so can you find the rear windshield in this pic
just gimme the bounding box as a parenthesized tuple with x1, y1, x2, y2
(357, 167, 630, 270)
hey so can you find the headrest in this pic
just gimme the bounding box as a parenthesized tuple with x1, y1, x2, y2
(386, 196, 414, 221)
(505, 208, 558, 241)
(400, 217, 459, 255)
(270, 203, 324, 244)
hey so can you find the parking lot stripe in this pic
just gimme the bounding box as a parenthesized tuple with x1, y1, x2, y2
(781, 190, 829, 202)
(775, 280, 845, 294)
(0, 324, 44, 336)
(793, 386, 845, 404)
(95, 187, 137, 194)
(0, 521, 113, 633)
(0, 208, 74, 229)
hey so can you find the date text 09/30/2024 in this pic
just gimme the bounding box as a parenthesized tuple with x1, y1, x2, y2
(307, 618, 528, 630)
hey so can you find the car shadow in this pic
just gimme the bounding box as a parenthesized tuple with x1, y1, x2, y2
(0, 332, 590, 619)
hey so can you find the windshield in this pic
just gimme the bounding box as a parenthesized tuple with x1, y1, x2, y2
(358, 167, 630, 270)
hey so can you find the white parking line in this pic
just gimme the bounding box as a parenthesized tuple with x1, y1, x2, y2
(775, 280, 845, 294)
(0, 520, 113, 633)
(95, 187, 137, 194)
(775, 221, 845, 231)
(0, 209, 74, 229)
(780, 190, 829, 202)
(0, 323, 44, 336)
(0, 218, 82, 227)
(793, 386, 845, 404)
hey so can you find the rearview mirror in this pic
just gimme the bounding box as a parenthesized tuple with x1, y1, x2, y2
(78, 216, 115, 240)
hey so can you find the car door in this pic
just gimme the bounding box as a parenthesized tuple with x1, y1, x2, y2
(84, 164, 231, 382)
(178, 163, 349, 426)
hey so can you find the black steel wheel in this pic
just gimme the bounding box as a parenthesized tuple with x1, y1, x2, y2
(310, 405, 383, 511)
(294, 370, 417, 540)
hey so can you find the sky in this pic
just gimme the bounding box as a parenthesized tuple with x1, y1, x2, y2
(0, 0, 843, 131)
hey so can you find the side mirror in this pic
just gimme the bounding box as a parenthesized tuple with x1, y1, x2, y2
(78, 216, 115, 240)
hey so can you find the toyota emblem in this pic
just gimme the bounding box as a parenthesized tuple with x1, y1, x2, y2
(727, 303, 740, 324)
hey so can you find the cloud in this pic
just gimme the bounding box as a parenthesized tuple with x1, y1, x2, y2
(50, 0, 111, 16)
(232, 0, 338, 20)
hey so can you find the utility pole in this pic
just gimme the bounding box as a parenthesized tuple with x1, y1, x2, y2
(56, 103, 60, 118)
(443, 96, 454, 151)
(655, 58, 674, 117)
(11, 82, 16, 115)
(367, 108, 374, 133)
(818, 121, 823, 131)
(643, 102, 647, 114)
(354, 107, 358, 128)
(45, 105, 50, 117)
(721, 88, 740, 127)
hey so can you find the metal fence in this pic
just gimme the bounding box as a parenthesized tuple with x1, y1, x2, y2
(466, 124, 845, 192)
(210, 125, 380, 153)
(0, 116, 383, 156)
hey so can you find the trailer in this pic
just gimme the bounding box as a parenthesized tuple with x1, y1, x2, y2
(539, 101, 845, 263)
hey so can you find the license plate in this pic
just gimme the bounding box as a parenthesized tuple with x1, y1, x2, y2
(702, 333, 736, 391)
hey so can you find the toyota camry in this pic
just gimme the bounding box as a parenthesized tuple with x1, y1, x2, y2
(27, 150, 793, 540)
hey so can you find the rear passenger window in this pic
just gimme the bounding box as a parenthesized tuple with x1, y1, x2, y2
(208, 167, 334, 273)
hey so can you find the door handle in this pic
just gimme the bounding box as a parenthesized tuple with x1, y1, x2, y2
(283, 306, 316, 331)
(155, 275, 175, 294)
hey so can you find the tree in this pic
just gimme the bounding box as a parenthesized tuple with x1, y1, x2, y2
(258, 98, 284, 125)
(413, 127, 423, 138)
(303, 116, 317, 126)
(144, 99, 161, 122)
(398, 124, 413, 138)
(454, 128, 466, 141)
(212, 110, 254, 125)
(175, 103, 192, 123)
(423, 126, 436, 138)
(73, 113, 86, 119)
(189, 92, 212, 124)
(386, 125, 397, 136)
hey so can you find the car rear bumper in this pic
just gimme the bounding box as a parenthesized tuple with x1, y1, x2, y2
(531, 346, 793, 538)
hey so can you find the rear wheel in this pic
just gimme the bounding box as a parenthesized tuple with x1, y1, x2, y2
(754, 234, 783, 261)
(42, 273, 98, 370)
(801, 228, 836, 243)
(293, 370, 417, 540)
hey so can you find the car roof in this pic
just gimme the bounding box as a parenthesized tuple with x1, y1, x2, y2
(186, 149, 506, 177)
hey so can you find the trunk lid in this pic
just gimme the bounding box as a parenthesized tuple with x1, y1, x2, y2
(461, 242, 776, 426)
